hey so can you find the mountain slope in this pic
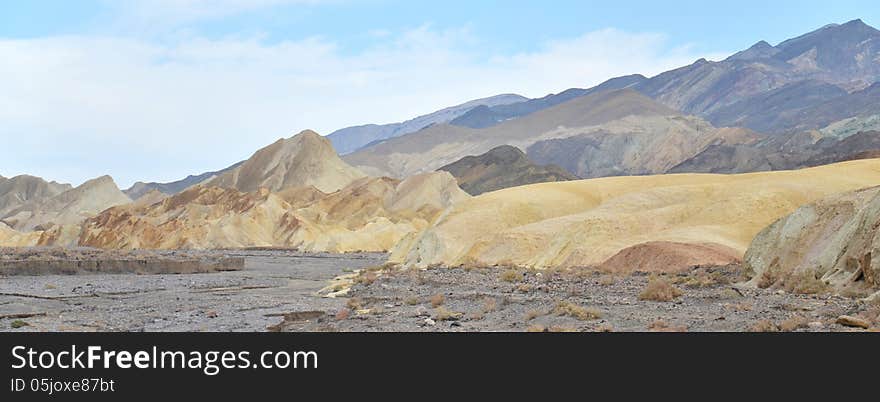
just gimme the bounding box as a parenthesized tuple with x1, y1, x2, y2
(0, 175, 72, 217)
(633, 19, 880, 124)
(207, 130, 366, 193)
(124, 161, 244, 200)
(74, 172, 468, 252)
(449, 75, 647, 129)
(326, 94, 526, 154)
(390, 159, 880, 270)
(344, 89, 678, 178)
(1, 175, 131, 231)
(438, 145, 577, 195)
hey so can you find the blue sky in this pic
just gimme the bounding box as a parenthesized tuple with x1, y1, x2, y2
(1, 0, 877, 187)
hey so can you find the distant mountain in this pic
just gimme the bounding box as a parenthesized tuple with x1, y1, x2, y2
(0, 175, 72, 217)
(344, 88, 677, 178)
(633, 19, 880, 125)
(1, 175, 130, 231)
(124, 161, 244, 200)
(668, 130, 880, 174)
(207, 130, 366, 193)
(438, 145, 577, 195)
(450, 75, 647, 129)
(326, 94, 527, 155)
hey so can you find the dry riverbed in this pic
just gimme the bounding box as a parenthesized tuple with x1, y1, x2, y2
(1, 249, 878, 332)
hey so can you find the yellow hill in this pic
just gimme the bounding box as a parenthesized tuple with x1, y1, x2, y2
(390, 159, 880, 269)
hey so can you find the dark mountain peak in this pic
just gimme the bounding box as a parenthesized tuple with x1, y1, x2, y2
(726, 40, 780, 61)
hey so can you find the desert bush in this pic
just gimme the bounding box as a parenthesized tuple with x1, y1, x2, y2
(434, 307, 463, 321)
(553, 301, 601, 321)
(783, 272, 830, 295)
(639, 276, 683, 302)
(335, 308, 351, 320)
(481, 297, 497, 313)
(750, 319, 779, 332)
(647, 320, 687, 332)
(430, 293, 445, 307)
(779, 316, 808, 332)
(500, 269, 521, 283)
(524, 309, 544, 321)
(10, 320, 28, 329)
(527, 324, 546, 332)
(404, 296, 420, 306)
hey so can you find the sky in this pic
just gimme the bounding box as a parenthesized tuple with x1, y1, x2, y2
(1, 0, 877, 188)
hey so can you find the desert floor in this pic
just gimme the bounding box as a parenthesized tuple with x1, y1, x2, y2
(1, 250, 876, 332)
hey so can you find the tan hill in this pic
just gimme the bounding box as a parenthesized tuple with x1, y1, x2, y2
(0, 175, 72, 217)
(0, 222, 42, 247)
(743, 186, 880, 296)
(71, 172, 468, 253)
(390, 159, 880, 271)
(438, 145, 577, 195)
(1, 175, 130, 231)
(344, 89, 678, 178)
(207, 130, 366, 193)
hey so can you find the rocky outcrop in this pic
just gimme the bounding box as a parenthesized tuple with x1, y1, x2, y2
(438, 145, 576, 195)
(744, 186, 880, 296)
(596, 241, 741, 274)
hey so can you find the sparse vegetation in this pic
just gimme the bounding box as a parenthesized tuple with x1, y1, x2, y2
(481, 297, 497, 314)
(553, 301, 601, 321)
(434, 307, 463, 321)
(346, 297, 363, 310)
(779, 316, 808, 332)
(639, 276, 683, 302)
(500, 269, 520, 283)
(430, 293, 445, 307)
(527, 324, 546, 332)
(524, 309, 544, 321)
(750, 319, 779, 332)
(335, 308, 350, 320)
(598, 275, 617, 286)
(783, 272, 830, 295)
(10, 320, 29, 329)
(647, 320, 687, 332)
(404, 296, 420, 306)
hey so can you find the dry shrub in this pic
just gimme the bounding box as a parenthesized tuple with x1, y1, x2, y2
(355, 271, 378, 285)
(527, 324, 546, 332)
(430, 294, 445, 307)
(596, 324, 614, 332)
(481, 297, 497, 313)
(404, 296, 420, 306)
(548, 326, 577, 332)
(500, 269, 521, 283)
(524, 309, 544, 321)
(647, 320, 687, 332)
(335, 308, 351, 321)
(639, 276, 683, 302)
(517, 284, 533, 293)
(434, 307, 463, 321)
(553, 301, 601, 321)
(346, 298, 362, 310)
(779, 316, 808, 332)
(783, 272, 829, 295)
(750, 319, 779, 332)
(598, 275, 617, 286)
(723, 302, 753, 312)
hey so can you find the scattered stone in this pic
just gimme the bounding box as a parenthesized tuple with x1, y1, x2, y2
(424, 318, 436, 326)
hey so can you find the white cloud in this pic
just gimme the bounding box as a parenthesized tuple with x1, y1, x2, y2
(0, 26, 728, 188)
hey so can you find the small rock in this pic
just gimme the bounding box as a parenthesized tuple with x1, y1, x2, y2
(205, 311, 218, 318)
(776, 290, 786, 295)
(450, 321, 461, 327)
(836, 315, 870, 329)
(424, 318, 436, 326)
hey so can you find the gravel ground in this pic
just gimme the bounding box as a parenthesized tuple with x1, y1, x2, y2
(0, 250, 383, 332)
(287, 265, 880, 332)
(1, 252, 877, 332)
